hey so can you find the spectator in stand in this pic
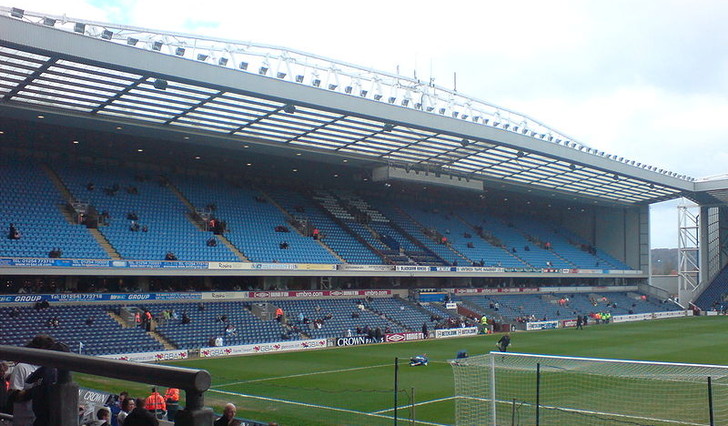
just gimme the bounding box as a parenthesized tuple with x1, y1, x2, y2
(207, 237, 218, 247)
(8, 223, 20, 240)
(181, 313, 191, 324)
(144, 387, 166, 419)
(279, 241, 289, 249)
(214, 403, 242, 426)
(10, 334, 55, 426)
(122, 398, 157, 426)
(164, 252, 177, 261)
(117, 397, 135, 426)
(84, 407, 111, 426)
(312, 228, 320, 240)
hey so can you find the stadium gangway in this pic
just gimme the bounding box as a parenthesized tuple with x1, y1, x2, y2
(0, 345, 212, 426)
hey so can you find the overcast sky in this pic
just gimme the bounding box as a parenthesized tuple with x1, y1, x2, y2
(11, 0, 728, 248)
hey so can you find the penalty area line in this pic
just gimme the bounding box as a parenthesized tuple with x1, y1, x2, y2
(208, 388, 450, 426)
(372, 396, 456, 414)
(213, 363, 392, 388)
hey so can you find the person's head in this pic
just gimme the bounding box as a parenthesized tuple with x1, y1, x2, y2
(135, 398, 146, 409)
(97, 408, 110, 420)
(150, 386, 157, 394)
(223, 403, 236, 419)
(119, 391, 128, 401)
(26, 334, 55, 349)
(121, 397, 135, 412)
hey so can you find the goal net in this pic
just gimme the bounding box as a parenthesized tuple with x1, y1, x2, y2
(450, 352, 728, 426)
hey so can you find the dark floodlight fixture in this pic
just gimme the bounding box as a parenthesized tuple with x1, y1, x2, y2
(312, 78, 321, 87)
(517, 151, 525, 157)
(522, 128, 528, 134)
(43, 17, 56, 26)
(473, 116, 481, 123)
(198, 54, 209, 61)
(548, 136, 553, 142)
(373, 94, 382, 101)
(277, 72, 287, 79)
(258, 66, 268, 75)
(127, 37, 138, 46)
(101, 29, 113, 40)
(555, 138, 561, 144)
(426, 106, 434, 112)
(153, 78, 168, 90)
(388, 96, 396, 103)
(218, 57, 228, 66)
(239, 61, 249, 70)
(74, 23, 86, 33)
(152, 41, 163, 51)
(452, 111, 459, 118)
(569, 164, 576, 170)
(612, 174, 619, 180)
(283, 104, 296, 114)
(460, 139, 469, 147)
(329, 84, 338, 90)
(492, 122, 500, 127)
(530, 131, 537, 137)
(344, 86, 353, 94)
(383, 123, 394, 132)
(401, 99, 409, 107)
(438, 108, 446, 115)
(359, 89, 368, 97)
(512, 126, 518, 132)
(10, 8, 24, 18)
(175, 47, 185, 56)
(295, 74, 304, 83)
(414, 102, 422, 109)
(502, 124, 510, 130)
(461, 114, 468, 120)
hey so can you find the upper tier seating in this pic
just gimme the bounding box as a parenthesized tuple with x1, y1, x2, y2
(54, 164, 238, 261)
(173, 176, 338, 263)
(0, 159, 107, 259)
(266, 187, 382, 264)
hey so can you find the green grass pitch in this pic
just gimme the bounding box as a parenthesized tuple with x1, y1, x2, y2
(76, 316, 728, 425)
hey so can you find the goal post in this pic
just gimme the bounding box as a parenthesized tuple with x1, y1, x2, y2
(450, 352, 728, 426)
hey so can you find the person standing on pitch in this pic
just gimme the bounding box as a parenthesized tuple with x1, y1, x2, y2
(496, 334, 511, 352)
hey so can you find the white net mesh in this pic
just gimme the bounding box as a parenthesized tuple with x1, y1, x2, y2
(451, 352, 728, 426)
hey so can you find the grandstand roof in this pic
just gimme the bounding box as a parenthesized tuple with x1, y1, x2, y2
(0, 7, 722, 206)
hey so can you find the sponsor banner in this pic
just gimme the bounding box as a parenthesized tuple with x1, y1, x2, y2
(334, 336, 383, 346)
(396, 265, 430, 272)
(455, 267, 504, 273)
(526, 320, 559, 331)
(209, 262, 247, 270)
(99, 349, 189, 363)
(199, 339, 327, 358)
(202, 291, 248, 300)
(434, 327, 478, 339)
(433, 266, 457, 272)
(445, 302, 458, 309)
(452, 287, 541, 295)
(337, 264, 396, 271)
(78, 388, 115, 425)
(504, 267, 542, 273)
(560, 319, 577, 328)
(0, 292, 203, 304)
(248, 290, 391, 299)
(154, 292, 202, 300)
(385, 332, 425, 343)
(706, 310, 719, 316)
(611, 311, 688, 324)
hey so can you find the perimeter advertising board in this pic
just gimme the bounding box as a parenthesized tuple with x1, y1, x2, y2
(199, 339, 327, 358)
(434, 327, 478, 338)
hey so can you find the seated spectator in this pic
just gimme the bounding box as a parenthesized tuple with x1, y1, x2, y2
(126, 212, 139, 221)
(48, 248, 62, 258)
(274, 225, 290, 232)
(181, 313, 191, 324)
(123, 398, 157, 425)
(466, 242, 474, 248)
(312, 228, 320, 240)
(8, 223, 20, 240)
(279, 241, 289, 249)
(207, 237, 218, 247)
(129, 221, 140, 232)
(165, 252, 177, 261)
(141, 225, 148, 233)
(84, 407, 111, 426)
(86, 182, 95, 191)
(524, 245, 530, 251)
(214, 403, 242, 426)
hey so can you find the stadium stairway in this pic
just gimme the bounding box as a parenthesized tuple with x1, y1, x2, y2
(167, 179, 249, 262)
(261, 189, 346, 263)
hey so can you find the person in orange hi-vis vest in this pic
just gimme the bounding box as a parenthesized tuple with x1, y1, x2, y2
(164, 387, 180, 422)
(145, 387, 166, 419)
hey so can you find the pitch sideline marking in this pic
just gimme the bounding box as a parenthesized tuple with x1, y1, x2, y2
(209, 388, 450, 426)
(212, 363, 392, 387)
